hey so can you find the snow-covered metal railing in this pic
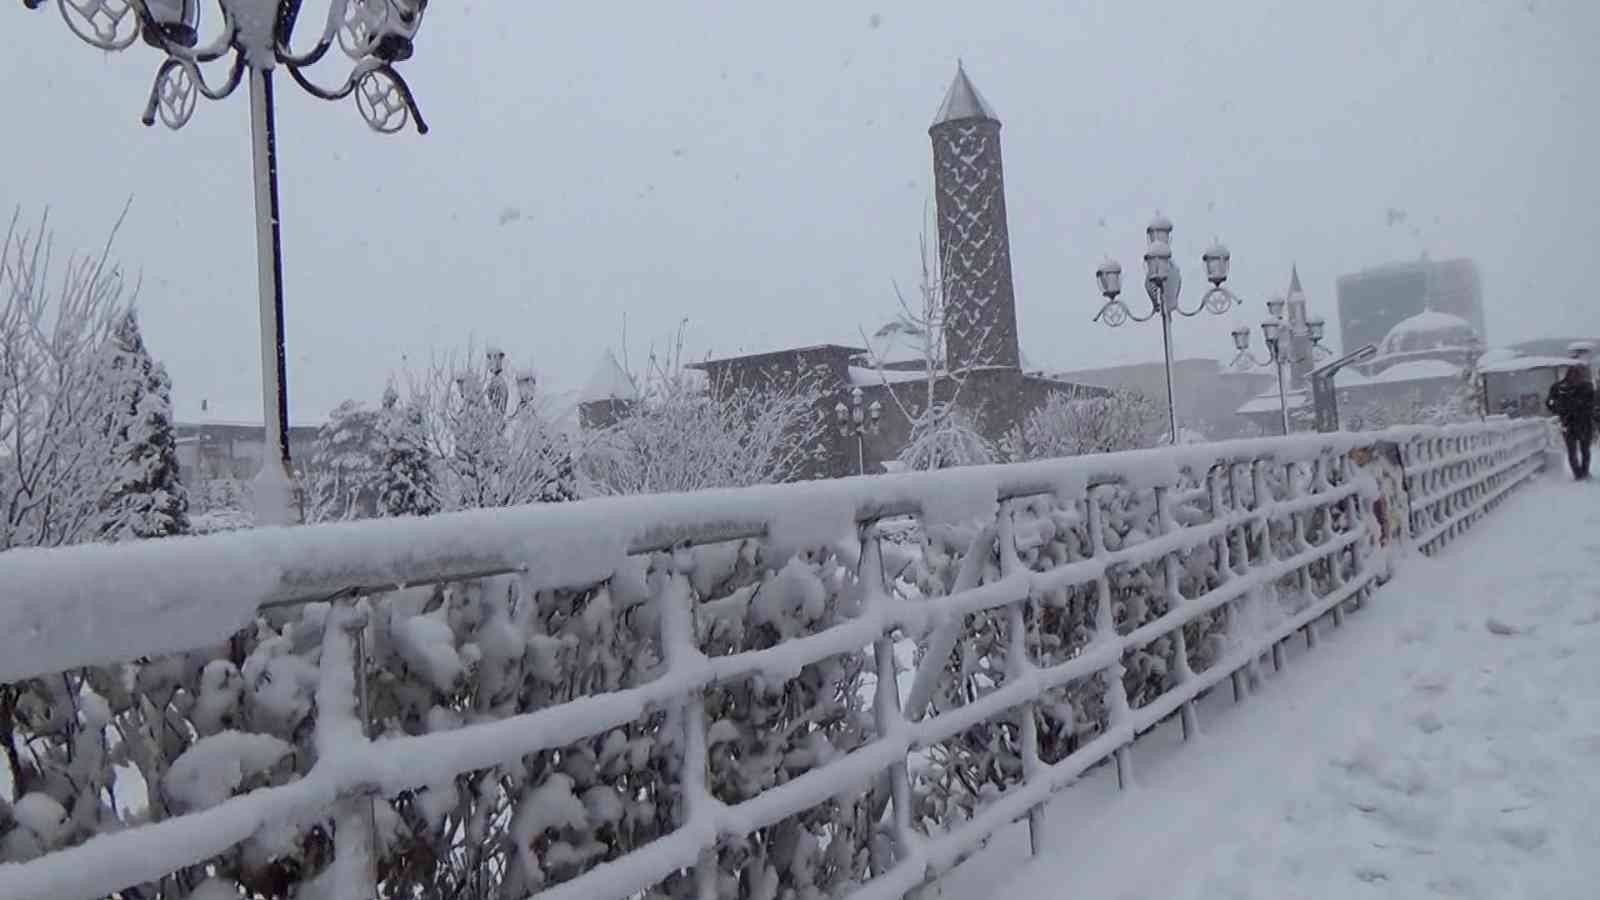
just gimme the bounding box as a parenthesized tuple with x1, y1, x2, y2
(1397, 421, 1550, 554)
(0, 421, 1548, 900)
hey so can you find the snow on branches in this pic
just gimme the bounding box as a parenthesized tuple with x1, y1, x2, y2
(578, 326, 827, 496)
(1003, 387, 1165, 461)
(1, 209, 134, 550)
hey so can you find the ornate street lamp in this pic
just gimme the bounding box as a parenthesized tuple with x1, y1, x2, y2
(835, 386, 881, 476)
(1232, 304, 1327, 435)
(1093, 216, 1239, 443)
(19, 0, 432, 525)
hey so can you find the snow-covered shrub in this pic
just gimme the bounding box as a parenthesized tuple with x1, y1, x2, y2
(578, 328, 828, 496)
(1003, 387, 1164, 460)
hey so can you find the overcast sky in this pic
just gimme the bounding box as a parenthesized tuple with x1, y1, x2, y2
(4, 0, 1595, 423)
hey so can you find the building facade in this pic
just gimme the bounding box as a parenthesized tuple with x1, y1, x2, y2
(175, 420, 321, 484)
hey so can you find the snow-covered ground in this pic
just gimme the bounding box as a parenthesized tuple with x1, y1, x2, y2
(942, 472, 1600, 899)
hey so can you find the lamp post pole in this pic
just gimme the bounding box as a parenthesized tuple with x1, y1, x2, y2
(249, 65, 295, 522)
(1093, 216, 1241, 444)
(835, 387, 882, 476)
(1230, 302, 1327, 436)
(19, 0, 432, 525)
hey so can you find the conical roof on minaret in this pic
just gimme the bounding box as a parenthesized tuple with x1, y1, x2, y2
(932, 61, 998, 126)
(1287, 264, 1305, 298)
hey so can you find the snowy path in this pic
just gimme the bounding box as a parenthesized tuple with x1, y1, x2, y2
(965, 474, 1600, 900)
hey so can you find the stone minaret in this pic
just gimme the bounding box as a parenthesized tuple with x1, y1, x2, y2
(1284, 265, 1315, 387)
(929, 63, 1021, 372)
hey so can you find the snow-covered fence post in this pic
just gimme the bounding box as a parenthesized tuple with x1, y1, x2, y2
(661, 550, 719, 900)
(1324, 454, 1350, 627)
(1283, 460, 1318, 651)
(1207, 465, 1250, 704)
(1246, 459, 1287, 674)
(863, 528, 917, 880)
(996, 502, 1047, 853)
(1085, 485, 1135, 790)
(1153, 485, 1200, 741)
(314, 598, 378, 898)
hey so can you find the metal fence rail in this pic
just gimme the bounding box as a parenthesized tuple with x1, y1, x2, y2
(0, 421, 1549, 900)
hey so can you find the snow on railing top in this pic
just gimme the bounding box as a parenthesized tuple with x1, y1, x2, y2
(0, 420, 1549, 900)
(0, 427, 1464, 686)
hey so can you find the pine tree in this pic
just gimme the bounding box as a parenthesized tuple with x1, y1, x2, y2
(307, 400, 385, 522)
(96, 309, 190, 541)
(376, 383, 440, 517)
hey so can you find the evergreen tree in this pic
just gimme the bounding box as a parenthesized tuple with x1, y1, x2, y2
(307, 399, 385, 522)
(376, 383, 440, 517)
(96, 310, 190, 541)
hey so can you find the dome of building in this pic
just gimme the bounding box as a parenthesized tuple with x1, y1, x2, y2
(1376, 310, 1479, 360)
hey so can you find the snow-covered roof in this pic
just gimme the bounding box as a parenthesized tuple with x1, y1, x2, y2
(1237, 391, 1309, 415)
(932, 62, 998, 125)
(847, 366, 928, 386)
(859, 325, 927, 367)
(1369, 359, 1461, 384)
(1478, 355, 1582, 375)
(578, 350, 639, 403)
(1477, 347, 1520, 368)
(1333, 368, 1370, 386)
(1388, 309, 1474, 337)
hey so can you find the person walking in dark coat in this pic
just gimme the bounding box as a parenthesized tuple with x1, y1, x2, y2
(1546, 365, 1597, 479)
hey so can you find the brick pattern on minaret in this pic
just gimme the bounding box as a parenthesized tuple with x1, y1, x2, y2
(930, 67, 1021, 372)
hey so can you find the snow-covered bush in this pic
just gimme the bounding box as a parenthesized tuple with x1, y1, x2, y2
(579, 332, 827, 496)
(1003, 387, 1164, 461)
(402, 343, 578, 511)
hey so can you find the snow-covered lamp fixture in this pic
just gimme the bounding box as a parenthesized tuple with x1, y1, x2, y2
(869, 399, 883, 423)
(1266, 297, 1286, 319)
(1261, 319, 1282, 346)
(20, 0, 432, 135)
(142, 0, 197, 48)
(1095, 258, 1123, 299)
(1146, 213, 1174, 248)
(1231, 325, 1251, 352)
(371, 0, 428, 62)
(1202, 241, 1230, 286)
(1143, 239, 1174, 284)
(1307, 317, 1326, 344)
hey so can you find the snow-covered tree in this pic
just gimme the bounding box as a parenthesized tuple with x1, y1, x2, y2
(408, 343, 577, 510)
(375, 382, 440, 518)
(860, 230, 996, 472)
(94, 309, 190, 541)
(1003, 387, 1164, 461)
(579, 326, 827, 495)
(307, 399, 385, 523)
(0, 208, 132, 551)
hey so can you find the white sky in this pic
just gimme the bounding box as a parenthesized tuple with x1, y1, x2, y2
(4, 0, 1596, 423)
